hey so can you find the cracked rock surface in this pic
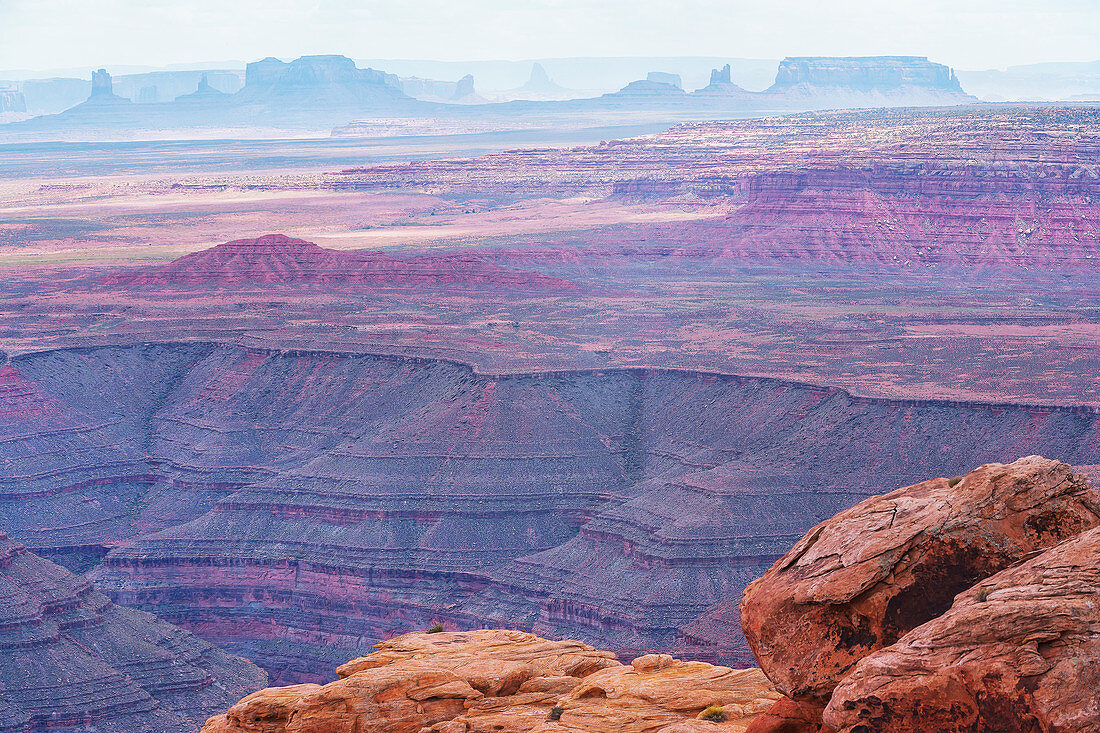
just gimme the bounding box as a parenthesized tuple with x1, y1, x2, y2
(739, 456, 1100, 707)
(201, 629, 780, 733)
(824, 523, 1100, 732)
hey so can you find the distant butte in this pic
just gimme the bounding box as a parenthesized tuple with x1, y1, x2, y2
(100, 234, 577, 290)
(764, 55, 976, 105)
(1, 55, 983, 139)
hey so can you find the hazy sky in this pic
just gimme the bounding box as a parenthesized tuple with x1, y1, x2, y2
(1, 0, 1098, 72)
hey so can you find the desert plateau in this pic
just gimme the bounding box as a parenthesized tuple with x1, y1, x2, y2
(1, 1, 1098, 731)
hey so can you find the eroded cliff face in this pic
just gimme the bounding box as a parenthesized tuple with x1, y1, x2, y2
(199, 456, 1100, 732)
(0, 530, 266, 733)
(3, 344, 1100, 681)
(702, 163, 1100, 267)
(200, 629, 780, 733)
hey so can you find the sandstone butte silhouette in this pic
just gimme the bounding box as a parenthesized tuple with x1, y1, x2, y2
(2, 55, 976, 136)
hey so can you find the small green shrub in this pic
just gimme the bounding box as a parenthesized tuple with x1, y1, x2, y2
(548, 705, 564, 721)
(975, 587, 990, 603)
(948, 476, 963, 488)
(699, 705, 728, 722)
(427, 623, 445, 633)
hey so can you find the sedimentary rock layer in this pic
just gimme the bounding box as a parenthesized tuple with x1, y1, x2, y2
(331, 107, 1100, 269)
(201, 629, 781, 733)
(99, 234, 576, 290)
(0, 530, 266, 733)
(3, 344, 1100, 682)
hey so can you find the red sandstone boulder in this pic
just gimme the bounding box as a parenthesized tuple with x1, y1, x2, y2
(823, 524, 1100, 732)
(208, 684, 321, 733)
(744, 696, 831, 733)
(740, 456, 1100, 705)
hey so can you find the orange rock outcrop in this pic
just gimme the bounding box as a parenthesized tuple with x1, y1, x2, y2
(740, 456, 1100, 705)
(202, 629, 781, 733)
(824, 524, 1100, 732)
(202, 455, 1100, 733)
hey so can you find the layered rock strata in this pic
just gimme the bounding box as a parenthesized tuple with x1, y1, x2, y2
(0, 345, 215, 569)
(99, 234, 576, 290)
(201, 629, 781, 733)
(0, 530, 266, 733)
(332, 107, 1100, 269)
(2, 344, 1100, 681)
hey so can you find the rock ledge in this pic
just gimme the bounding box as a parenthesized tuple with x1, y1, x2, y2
(202, 629, 781, 733)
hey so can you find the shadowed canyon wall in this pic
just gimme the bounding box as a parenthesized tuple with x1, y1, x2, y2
(0, 530, 265, 732)
(2, 343, 1099, 682)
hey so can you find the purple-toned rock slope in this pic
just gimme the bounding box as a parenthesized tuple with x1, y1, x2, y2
(2, 345, 1099, 682)
(0, 529, 265, 733)
(99, 234, 576, 290)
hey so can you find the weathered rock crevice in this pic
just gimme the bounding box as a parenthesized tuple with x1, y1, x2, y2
(741, 456, 1100, 732)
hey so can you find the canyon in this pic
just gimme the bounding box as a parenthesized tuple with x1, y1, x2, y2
(2, 99, 1099, 728)
(0, 529, 266, 732)
(1, 342, 1099, 683)
(197, 457, 1100, 732)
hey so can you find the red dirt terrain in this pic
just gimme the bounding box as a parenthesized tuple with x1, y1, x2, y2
(2, 106, 1100, 687)
(99, 233, 575, 290)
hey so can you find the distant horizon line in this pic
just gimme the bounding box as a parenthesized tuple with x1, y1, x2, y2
(3, 53, 1100, 81)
